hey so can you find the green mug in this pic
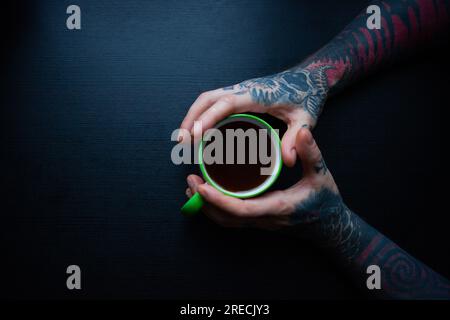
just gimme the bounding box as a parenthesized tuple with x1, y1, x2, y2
(181, 113, 282, 215)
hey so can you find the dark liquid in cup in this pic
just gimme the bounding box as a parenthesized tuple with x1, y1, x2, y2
(203, 120, 274, 192)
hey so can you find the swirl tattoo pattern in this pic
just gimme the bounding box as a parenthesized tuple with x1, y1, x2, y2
(355, 234, 450, 299)
(291, 187, 450, 299)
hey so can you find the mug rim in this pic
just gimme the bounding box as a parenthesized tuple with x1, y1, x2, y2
(198, 113, 282, 199)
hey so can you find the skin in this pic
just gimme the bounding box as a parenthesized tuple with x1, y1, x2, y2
(180, 0, 449, 166)
(179, 0, 450, 299)
(186, 129, 450, 299)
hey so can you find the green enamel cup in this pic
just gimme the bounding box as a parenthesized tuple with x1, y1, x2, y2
(181, 114, 282, 215)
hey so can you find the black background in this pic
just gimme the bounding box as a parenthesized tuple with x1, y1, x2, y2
(1, 0, 449, 299)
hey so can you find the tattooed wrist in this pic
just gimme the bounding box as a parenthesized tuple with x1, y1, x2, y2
(290, 188, 370, 262)
(290, 187, 450, 299)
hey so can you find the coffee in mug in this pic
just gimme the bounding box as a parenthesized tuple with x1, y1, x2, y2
(181, 114, 282, 215)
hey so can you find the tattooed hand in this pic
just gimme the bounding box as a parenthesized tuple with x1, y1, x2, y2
(232, 66, 332, 120)
(185, 128, 339, 230)
(179, 67, 331, 167)
(186, 129, 450, 299)
(180, 0, 449, 167)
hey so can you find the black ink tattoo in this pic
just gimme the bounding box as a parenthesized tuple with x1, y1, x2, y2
(291, 187, 450, 299)
(223, 0, 449, 124)
(232, 67, 333, 119)
(314, 157, 328, 175)
(291, 188, 363, 262)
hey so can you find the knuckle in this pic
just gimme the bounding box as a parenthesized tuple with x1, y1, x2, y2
(219, 94, 236, 106)
(209, 104, 219, 114)
(199, 91, 210, 98)
(198, 91, 211, 102)
(275, 198, 290, 214)
(270, 193, 293, 215)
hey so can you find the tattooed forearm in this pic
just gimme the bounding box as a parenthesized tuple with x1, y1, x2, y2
(291, 188, 368, 262)
(228, 0, 449, 121)
(354, 232, 450, 299)
(292, 188, 450, 299)
(300, 0, 450, 92)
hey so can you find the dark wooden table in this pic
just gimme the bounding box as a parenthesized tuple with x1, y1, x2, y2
(1, 0, 448, 299)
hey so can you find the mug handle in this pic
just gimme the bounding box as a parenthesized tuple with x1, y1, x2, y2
(181, 192, 204, 215)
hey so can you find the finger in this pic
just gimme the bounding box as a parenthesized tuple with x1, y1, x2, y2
(280, 122, 305, 167)
(186, 174, 204, 194)
(186, 175, 254, 227)
(179, 89, 226, 137)
(295, 128, 324, 176)
(196, 93, 262, 133)
(198, 184, 291, 217)
(197, 184, 250, 216)
(186, 174, 243, 227)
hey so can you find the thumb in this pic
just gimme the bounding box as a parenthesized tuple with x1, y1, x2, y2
(281, 123, 305, 167)
(295, 128, 325, 176)
(187, 174, 205, 194)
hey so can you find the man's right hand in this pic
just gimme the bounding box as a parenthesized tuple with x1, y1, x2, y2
(185, 128, 343, 231)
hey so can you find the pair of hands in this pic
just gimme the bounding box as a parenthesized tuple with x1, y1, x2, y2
(179, 70, 341, 230)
